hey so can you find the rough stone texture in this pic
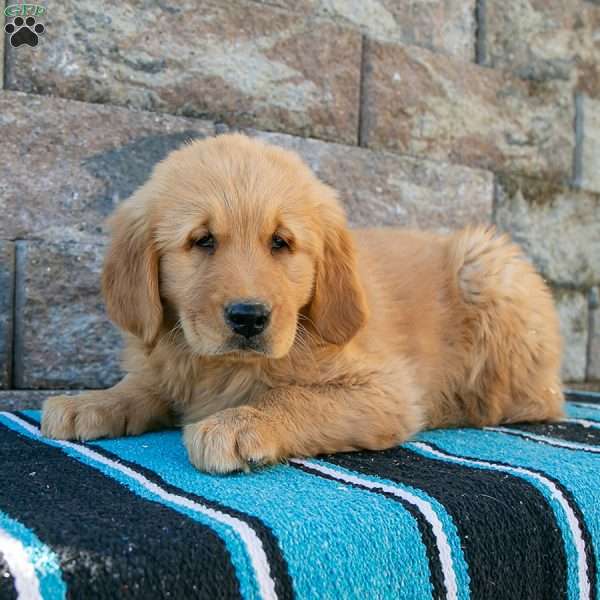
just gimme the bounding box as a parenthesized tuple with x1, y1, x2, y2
(4, 0, 361, 144)
(0, 10, 4, 88)
(578, 95, 600, 194)
(250, 0, 476, 61)
(0, 390, 80, 411)
(253, 130, 493, 230)
(0, 91, 214, 242)
(1, 0, 597, 388)
(362, 39, 575, 182)
(14, 241, 122, 389)
(589, 288, 600, 381)
(495, 176, 600, 288)
(481, 0, 600, 99)
(0, 243, 15, 389)
(553, 289, 588, 383)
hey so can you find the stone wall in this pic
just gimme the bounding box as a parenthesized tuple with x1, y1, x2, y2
(1, 0, 599, 408)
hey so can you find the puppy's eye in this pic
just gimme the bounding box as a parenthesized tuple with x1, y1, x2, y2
(271, 234, 289, 251)
(195, 233, 215, 252)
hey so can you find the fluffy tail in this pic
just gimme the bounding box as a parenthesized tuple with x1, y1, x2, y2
(445, 225, 564, 424)
(447, 225, 524, 306)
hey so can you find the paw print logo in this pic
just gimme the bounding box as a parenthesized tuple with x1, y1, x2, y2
(5, 16, 45, 47)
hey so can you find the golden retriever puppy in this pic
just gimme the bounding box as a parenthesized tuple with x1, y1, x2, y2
(42, 133, 564, 473)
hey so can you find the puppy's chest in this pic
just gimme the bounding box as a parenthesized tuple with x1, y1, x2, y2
(176, 363, 268, 422)
(165, 351, 345, 423)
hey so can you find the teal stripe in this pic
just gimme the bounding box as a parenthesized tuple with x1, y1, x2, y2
(567, 404, 600, 422)
(0, 511, 66, 600)
(1, 413, 261, 600)
(310, 457, 471, 600)
(415, 427, 600, 599)
(89, 433, 435, 598)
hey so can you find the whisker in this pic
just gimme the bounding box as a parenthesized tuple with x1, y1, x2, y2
(298, 312, 325, 340)
(162, 318, 185, 348)
(290, 321, 319, 371)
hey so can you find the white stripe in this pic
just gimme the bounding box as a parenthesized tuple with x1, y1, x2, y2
(566, 418, 600, 429)
(0, 528, 42, 600)
(411, 441, 591, 600)
(488, 426, 600, 454)
(291, 458, 458, 600)
(0, 413, 277, 600)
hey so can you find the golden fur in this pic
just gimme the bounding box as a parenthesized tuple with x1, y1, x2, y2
(42, 134, 565, 473)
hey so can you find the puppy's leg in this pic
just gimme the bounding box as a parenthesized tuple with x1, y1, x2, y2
(184, 374, 423, 473)
(441, 226, 564, 428)
(42, 375, 174, 441)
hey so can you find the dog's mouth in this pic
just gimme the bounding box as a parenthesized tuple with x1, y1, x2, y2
(224, 335, 268, 357)
(176, 318, 267, 359)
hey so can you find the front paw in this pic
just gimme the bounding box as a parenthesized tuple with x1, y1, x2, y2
(41, 393, 125, 441)
(184, 407, 282, 474)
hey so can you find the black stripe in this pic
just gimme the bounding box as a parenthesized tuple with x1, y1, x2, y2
(323, 446, 569, 600)
(0, 553, 18, 600)
(85, 444, 294, 599)
(14, 411, 295, 600)
(291, 461, 448, 600)
(566, 391, 600, 405)
(491, 428, 600, 454)
(507, 421, 600, 446)
(421, 440, 598, 600)
(0, 421, 242, 600)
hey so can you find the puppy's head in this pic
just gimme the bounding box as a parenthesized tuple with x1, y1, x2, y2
(102, 134, 367, 359)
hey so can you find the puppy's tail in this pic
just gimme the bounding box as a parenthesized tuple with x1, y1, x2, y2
(446, 225, 525, 307)
(445, 225, 564, 425)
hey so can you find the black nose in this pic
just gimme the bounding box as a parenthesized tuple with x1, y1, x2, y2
(224, 302, 271, 338)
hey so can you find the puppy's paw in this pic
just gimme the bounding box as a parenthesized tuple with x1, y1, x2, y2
(184, 406, 282, 474)
(41, 393, 126, 441)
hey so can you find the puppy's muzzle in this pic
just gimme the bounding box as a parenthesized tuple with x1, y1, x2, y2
(224, 301, 271, 339)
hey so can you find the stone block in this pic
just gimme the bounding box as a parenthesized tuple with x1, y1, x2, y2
(553, 289, 588, 383)
(14, 241, 122, 389)
(0, 91, 213, 242)
(480, 0, 600, 99)
(0, 390, 80, 411)
(588, 288, 600, 380)
(495, 176, 600, 287)
(361, 40, 574, 182)
(5, 0, 361, 143)
(254, 131, 494, 230)
(0, 242, 15, 389)
(250, 0, 476, 60)
(577, 95, 600, 194)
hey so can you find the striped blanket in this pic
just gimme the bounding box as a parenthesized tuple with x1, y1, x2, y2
(1, 392, 599, 600)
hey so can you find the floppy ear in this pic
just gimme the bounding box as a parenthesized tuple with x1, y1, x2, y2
(101, 196, 162, 347)
(308, 205, 369, 345)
